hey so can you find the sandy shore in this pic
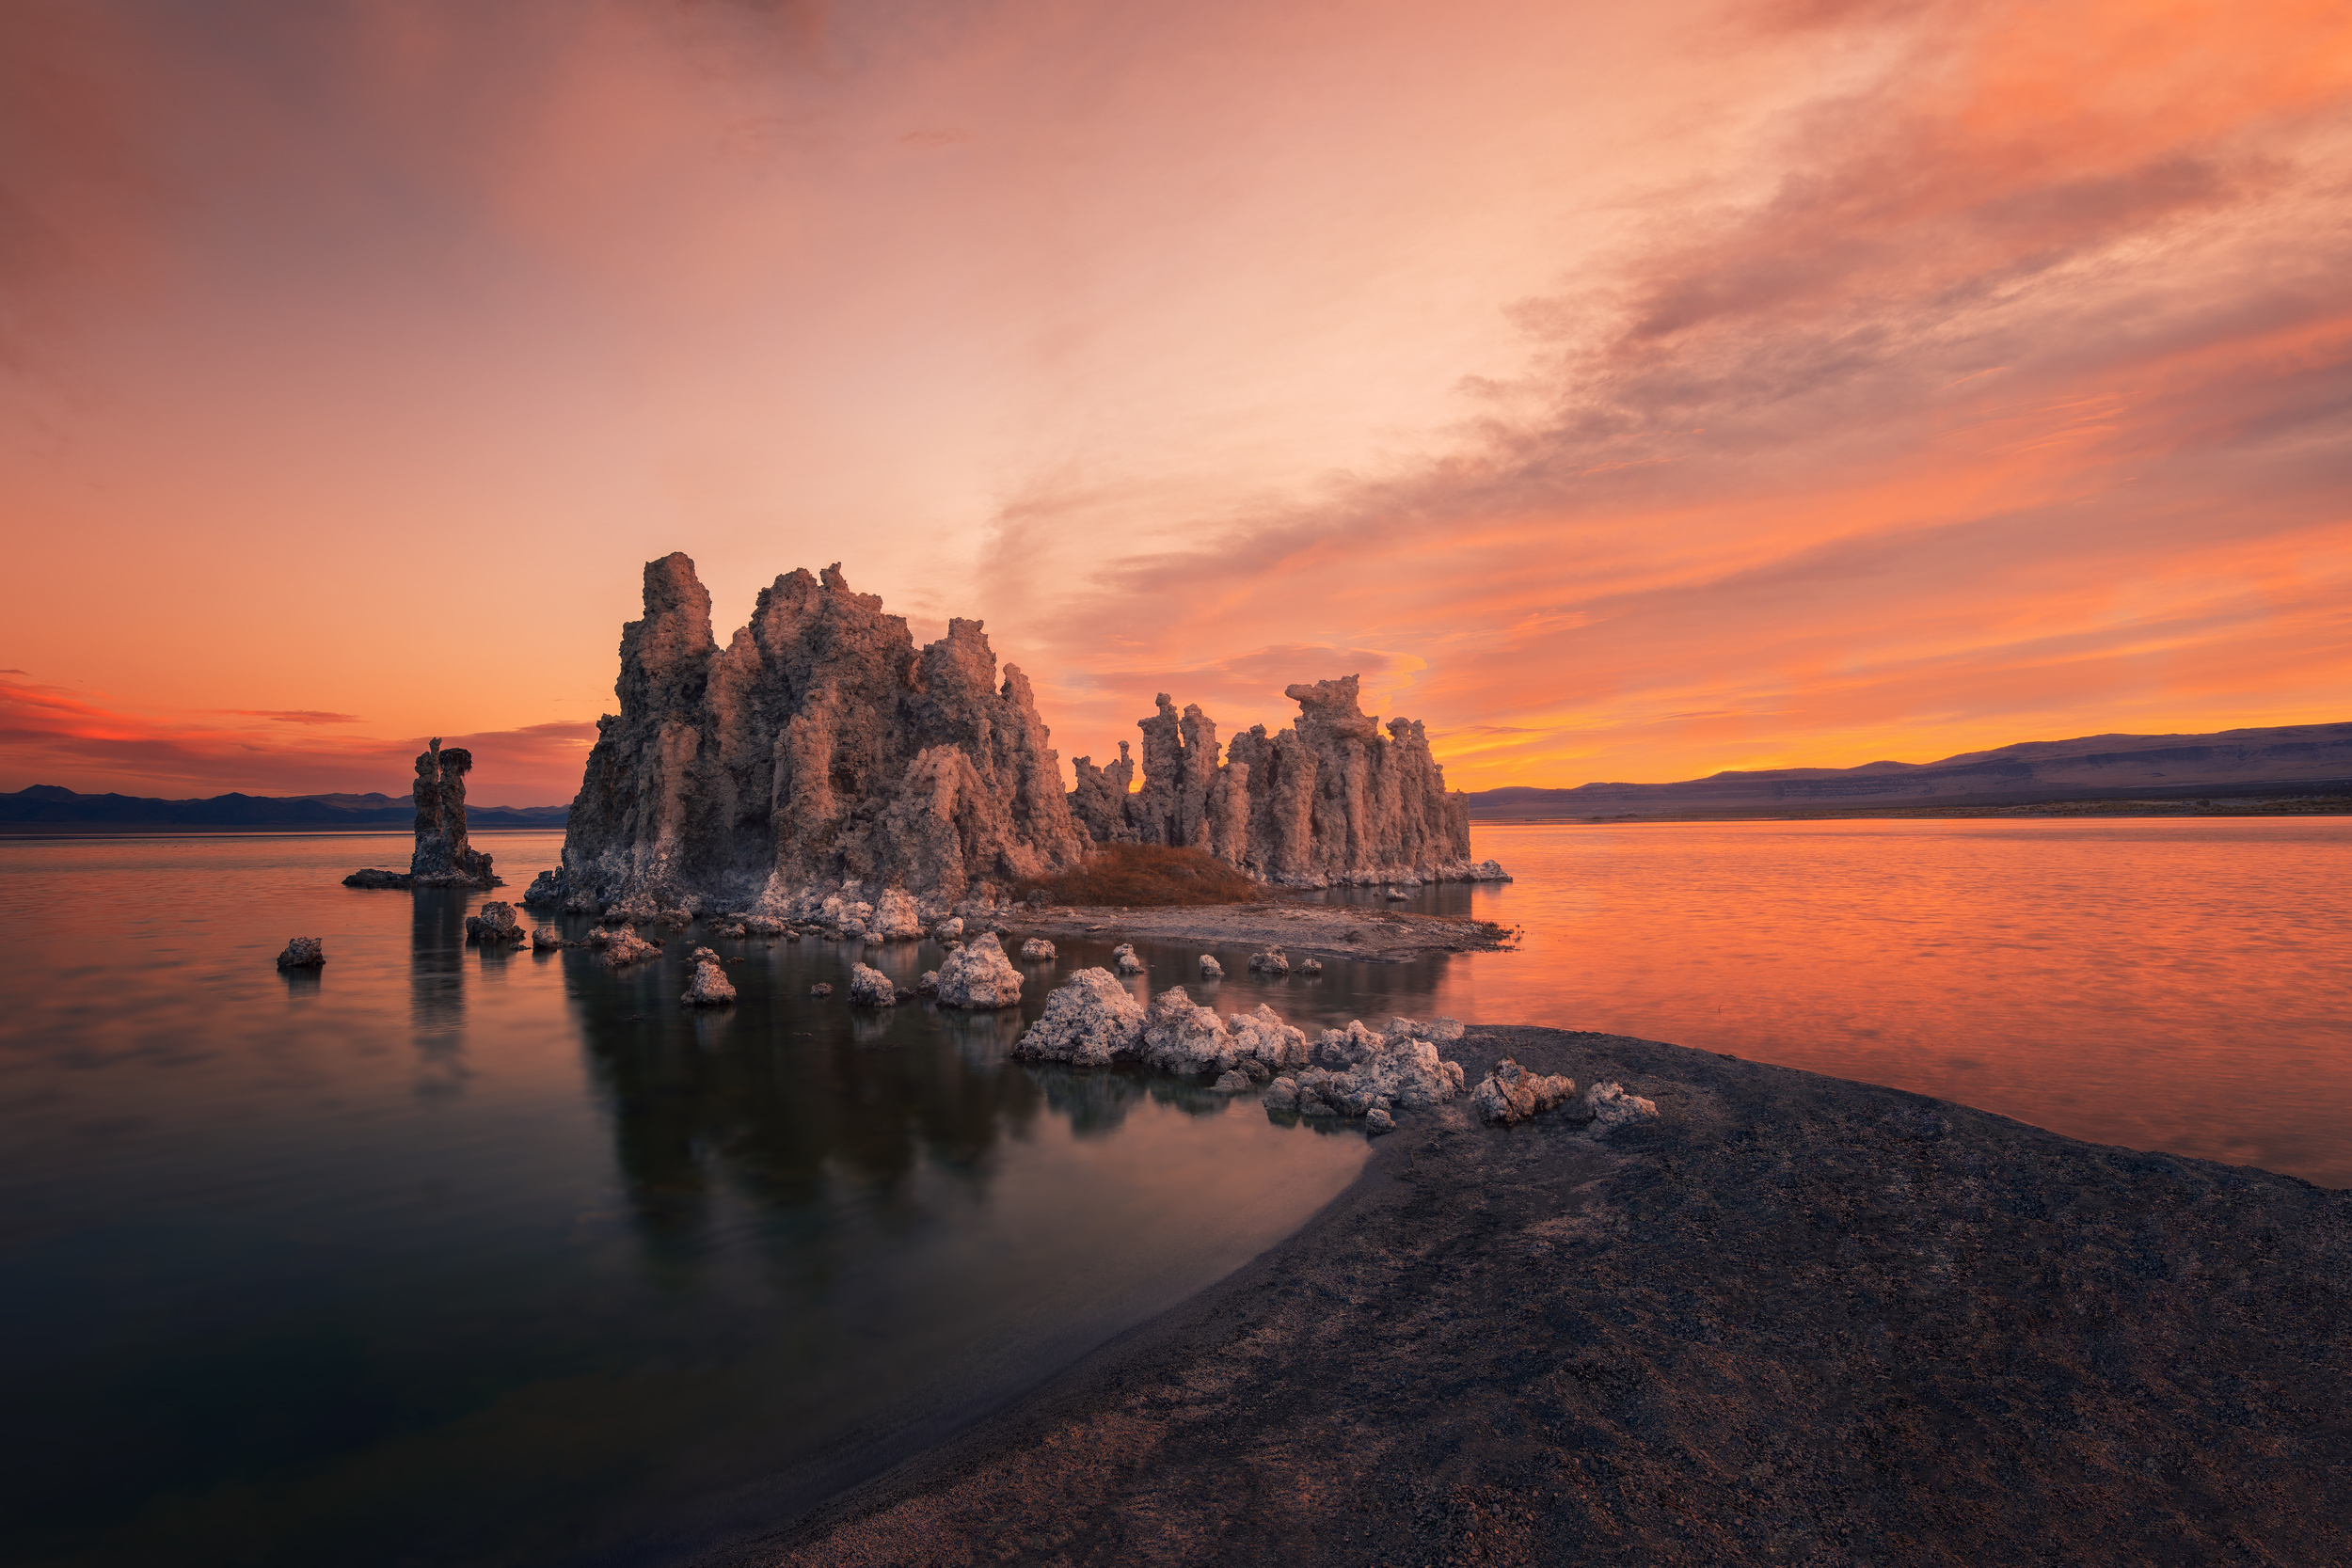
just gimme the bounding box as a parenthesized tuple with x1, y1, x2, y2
(1010, 899, 1515, 964)
(700, 1025, 2351, 1567)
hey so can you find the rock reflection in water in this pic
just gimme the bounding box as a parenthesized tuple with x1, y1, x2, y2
(408, 888, 473, 1099)
(562, 948, 1049, 1262)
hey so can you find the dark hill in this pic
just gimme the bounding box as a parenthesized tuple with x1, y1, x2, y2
(0, 784, 568, 832)
(1468, 721, 2352, 817)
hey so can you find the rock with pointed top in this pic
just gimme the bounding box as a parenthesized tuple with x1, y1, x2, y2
(682, 946, 737, 1006)
(1012, 968, 1147, 1066)
(530, 555, 1089, 918)
(850, 962, 897, 1007)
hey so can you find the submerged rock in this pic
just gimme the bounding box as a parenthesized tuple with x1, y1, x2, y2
(1019, 937, 1057, 961)
(525, 555, 1089, 916)
(346, 738, 500, 890)
(810, 981, 834, 998)
(936, 931, 1024, 1009)
(1065, 677, 1509, 888)
(1470, 1057, 1580, 1126)
(681, 946, 737, 1006)
(275, 936, 325, 969)
(850, 962, 898, 1007)
(1011, 968, 1147, 1066)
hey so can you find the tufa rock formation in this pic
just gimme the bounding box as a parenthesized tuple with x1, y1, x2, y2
(1066, 677, 1506, 887)
(344, 740, 500, 889)
(525, 555, 1089, 922)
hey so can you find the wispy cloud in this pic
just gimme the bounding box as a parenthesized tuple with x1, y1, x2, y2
(0, 673, 591, 803)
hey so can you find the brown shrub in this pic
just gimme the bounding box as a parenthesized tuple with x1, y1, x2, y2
(1017, 844, 1264, 907)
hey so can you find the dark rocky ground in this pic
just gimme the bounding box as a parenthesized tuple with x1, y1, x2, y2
(702, 1026, 2351, 1567)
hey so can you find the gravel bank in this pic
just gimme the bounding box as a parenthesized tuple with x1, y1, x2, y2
(705, 1025, 2351, 1567)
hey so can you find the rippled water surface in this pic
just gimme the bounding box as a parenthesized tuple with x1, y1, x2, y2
(4, 817, 2347, 1566)
(1359, 817, 2350, 1186)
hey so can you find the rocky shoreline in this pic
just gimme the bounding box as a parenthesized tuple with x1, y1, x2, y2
(703, 1026, 2351, 1567)
(1013, 898, 1514, 965)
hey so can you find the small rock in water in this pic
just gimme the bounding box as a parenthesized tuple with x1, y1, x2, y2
(935, 931, 1024, 1009)
(464, 901, 526, 945)
(1262, 1076, 1301, 1113)
(276, 936, 325, 970)
(1298, 957, 1323, 975)
(681, 947, 737, 1006)
(1112, 942, 1145, 974)
(849, 963, 898, 1007)
(531, 927, 571, 950)
(915, 970, 940, 996)
(1011, 969, 1147, 1066)
(1212, 1069, 1255, 1093)
(1364, 1106, 1397, 1133)
(1248, 946, 1290, 976)
(1198, 954, 1224, 979)
(1385, 887, 1408, 901)
(810, 981, 834, 998)
(602, 928, 661, 967)
(1019, 937, 1057, 961)
(931, 916, 964, 944)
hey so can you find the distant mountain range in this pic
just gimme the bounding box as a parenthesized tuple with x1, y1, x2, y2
(1464, 721, 2352, 818)
(0, 784, 570, 831)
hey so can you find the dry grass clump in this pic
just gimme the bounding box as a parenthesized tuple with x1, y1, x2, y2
(1018, 843, 1264, 907)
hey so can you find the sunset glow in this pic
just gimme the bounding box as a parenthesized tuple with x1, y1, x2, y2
(4, 0, 2346, 803)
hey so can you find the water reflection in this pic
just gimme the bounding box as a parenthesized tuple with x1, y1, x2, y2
(408, 889, 471, 1099)
(561, 945, 1051, 1264)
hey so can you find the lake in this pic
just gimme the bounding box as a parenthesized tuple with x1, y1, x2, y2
(2, 817, 2345, 1566)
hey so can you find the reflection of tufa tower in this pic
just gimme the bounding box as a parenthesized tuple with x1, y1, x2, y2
(409, 738, 496, 887)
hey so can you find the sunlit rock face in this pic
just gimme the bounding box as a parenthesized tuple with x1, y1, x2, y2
(1067, 675, 1502, 887)
(534, 555, 1089, 916)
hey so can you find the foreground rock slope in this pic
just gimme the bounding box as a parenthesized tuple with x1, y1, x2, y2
(527, 556, 1088, 919)
(1067, 676, 1507, 887)
(733, 1026, 2352, 1568)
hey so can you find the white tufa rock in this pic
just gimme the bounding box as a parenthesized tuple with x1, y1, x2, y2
(850, 962, 898, 1007)
(935, 930, 1024, 1009)
(681, 946, 737, 1006)
(1277, 1019, 1467, 1120)
(932, 916, 964, 944)
(869, 889, 925, 941)
(1198, 954, 1224, 979)
(1112, 942, 1146, 974)
(1298, 957, 1323, 975)
(1586, 1081, 1660, 1134)
(1470, 1057, 1579, 1125)
(1248, 945, 1290, 976)
(1010, 968, 1147, 1065)
(1019, 937, 1057, 960)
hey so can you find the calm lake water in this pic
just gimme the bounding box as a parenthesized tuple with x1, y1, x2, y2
(2, 817, 2346, 1566)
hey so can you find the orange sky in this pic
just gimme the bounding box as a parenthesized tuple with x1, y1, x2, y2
(3, 0, 2346, 804)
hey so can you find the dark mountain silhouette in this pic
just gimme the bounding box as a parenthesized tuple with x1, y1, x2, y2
(1466, 721, 2352, 817)
(0, 784, 569, 831)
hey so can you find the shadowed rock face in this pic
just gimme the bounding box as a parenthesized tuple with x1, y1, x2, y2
(1068, 675, 1501, 887)
(532, 555, 1089, 918)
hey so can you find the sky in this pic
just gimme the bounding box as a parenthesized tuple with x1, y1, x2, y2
(3, 0, 2346, 805)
